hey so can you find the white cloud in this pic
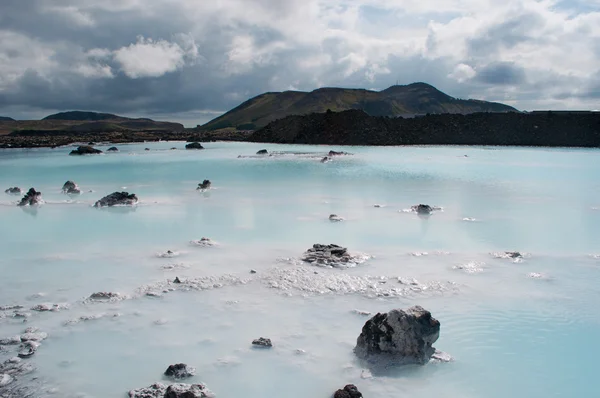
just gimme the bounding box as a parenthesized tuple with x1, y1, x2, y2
(448, 63, 477, 83)
(45, 6, 95, 27)
(113, 35, 198, 78)
(74, 63, 114, 78)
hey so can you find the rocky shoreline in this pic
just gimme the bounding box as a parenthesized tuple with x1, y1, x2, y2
(248, 110, 600, 147)
(0, 130, 253, 149)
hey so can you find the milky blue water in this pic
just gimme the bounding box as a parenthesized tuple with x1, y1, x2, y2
(1, 142, 599, 397)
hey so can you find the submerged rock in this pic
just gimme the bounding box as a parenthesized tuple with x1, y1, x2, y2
(88, 292, 123, 301)
(256, 149, 268, 155)
(301, 244, 367, 268)
(30, 303, 68, 312)
(145, 148, 151, 151)
(4, 187, 21, 195)
(505, 251, 523, 259)
(411, 204, 433, 215)
(252, 337, 272, 348)
(129, 382, 214, 398)
(164, 363, 196, 379)
(185, 142, 204, 150)
(333, 384, 362, 398)
(320, 156, 331, 163)
(158, 250, 179, 258)
(62, 180, 81, 195)
(17, 341, 38, 358)
(190, 237, 216, 247)
(328, 150, 348, 156)
(197, 180, 211, 190)
(329, 214, 344, 222)
(107, 146, 119, 152)
(17, 188, 43, 206)
(354, 306, 440, 366)
(69, 145, 103, 155)
(94, 191, 138, 207)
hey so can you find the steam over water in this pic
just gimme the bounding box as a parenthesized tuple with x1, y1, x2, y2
(1, 142, 599, 397)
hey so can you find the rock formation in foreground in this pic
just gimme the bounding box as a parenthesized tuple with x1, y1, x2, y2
(185, 142, 204, 150)
(62, 180, 81, 194)
(94, 192, 138, 207)
(128, 382, 214, 398)
(17, 188, 43, 206)
(354, 306, 440, 365)
(334, 384, 363, 398)
(69, 145, 103, 155)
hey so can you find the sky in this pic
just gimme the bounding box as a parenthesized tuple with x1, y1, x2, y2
(0, 0, 599, 126)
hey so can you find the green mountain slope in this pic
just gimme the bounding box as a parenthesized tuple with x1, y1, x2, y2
(201, 82, 518, 131)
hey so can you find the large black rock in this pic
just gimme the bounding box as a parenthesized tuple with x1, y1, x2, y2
(17, 188, 42, 206)
(354, 306, 440, 366)
(94, 192, 138, 207)
(185, 142, 204, 150)
(69, 145, 103, 155)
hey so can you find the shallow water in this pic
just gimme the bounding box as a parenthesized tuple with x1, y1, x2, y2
(1, 142, 599, 397)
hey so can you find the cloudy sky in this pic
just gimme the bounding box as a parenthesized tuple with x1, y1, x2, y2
(1, 0, 599, 126)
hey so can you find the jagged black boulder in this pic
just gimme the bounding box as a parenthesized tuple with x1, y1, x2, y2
(94, 192, 138, 207)
(333, 384, 362, 398)
(17, 188, 42, 206)
(62, 180, 81, 194)
(354, 306, 440, 365)
(164, 363, 196, 379)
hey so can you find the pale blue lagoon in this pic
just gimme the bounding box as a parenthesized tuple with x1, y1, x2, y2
(1, 142, 599, 397)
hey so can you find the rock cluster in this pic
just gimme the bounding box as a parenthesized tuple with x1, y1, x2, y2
(17, 188, 42, 206)
(129, 382, 214, 398)
(185, 142, 204, 150)
(354, 306, 440, 366)
(62, 180, 81, 195)
(69, 145, 103, 155)
(4, 187, 21, 195)
(94, 192, 138, 207)
(302, 244, 357, 267)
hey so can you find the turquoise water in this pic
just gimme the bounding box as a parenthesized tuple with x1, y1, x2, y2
(0, 142, 599, 397)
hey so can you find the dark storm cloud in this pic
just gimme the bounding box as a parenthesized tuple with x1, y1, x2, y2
(0, 0, 599, 123)
(475, 62, 527, 85)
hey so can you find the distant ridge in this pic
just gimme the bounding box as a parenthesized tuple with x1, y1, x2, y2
(201, 82, 518, 131)
(0, 116, 14, 121)
(0, 111, 184, 136)
(43, 111, 121, 121)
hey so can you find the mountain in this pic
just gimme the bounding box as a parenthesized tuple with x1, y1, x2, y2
(0, 116, 14, 121)
(43, 111, 121, 121)
(0, 111, 184, 135)
(201, 82, 518, 131)
(248, 109, 600, 147)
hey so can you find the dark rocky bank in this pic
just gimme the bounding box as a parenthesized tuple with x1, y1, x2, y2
(248, 109, 600, 147)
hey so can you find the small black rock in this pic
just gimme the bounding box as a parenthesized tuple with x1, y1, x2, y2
(252, 337, 272, 348)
